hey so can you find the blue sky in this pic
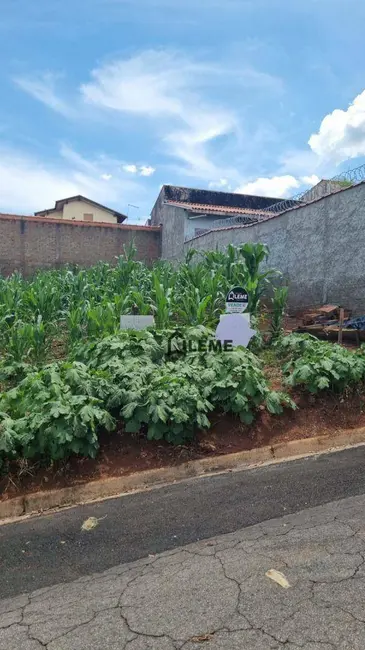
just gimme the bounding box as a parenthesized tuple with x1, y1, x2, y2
(1, 0, 365, 222)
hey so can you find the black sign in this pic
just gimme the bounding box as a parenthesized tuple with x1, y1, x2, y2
(225, 286, 249, 313)
(226, 287, 248, 304)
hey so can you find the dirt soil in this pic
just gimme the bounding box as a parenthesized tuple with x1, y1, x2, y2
(1, 390, 365, 501)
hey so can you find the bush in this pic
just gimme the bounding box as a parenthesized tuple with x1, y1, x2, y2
(120, 359, 214, 444)
(0, 362, 115, 467)
(0, 411, 32, 470)
(281, 335, 365, 393)
(0, 360, 37, 387)
(194, 347, 295, 424)
(73, 329, 164, 366)
(0, 327, 298, 466)
(274, 332, 321, 358)
(97, 338, 296, 444)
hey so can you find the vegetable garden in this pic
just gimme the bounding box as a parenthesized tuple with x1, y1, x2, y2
(1, 241, 365, 483)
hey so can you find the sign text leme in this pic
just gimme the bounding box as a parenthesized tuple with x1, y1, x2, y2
(225, 286, 249, 314)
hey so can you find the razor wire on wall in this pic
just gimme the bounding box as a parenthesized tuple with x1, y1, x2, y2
(211, 215, 259, 229)
(212, 161, 365, 229)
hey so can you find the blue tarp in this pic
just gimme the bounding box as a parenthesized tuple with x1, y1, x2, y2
(343, 316, 365, 331)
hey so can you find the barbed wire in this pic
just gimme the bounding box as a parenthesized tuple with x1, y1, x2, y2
(211, 160, 365, 229)
(331, 162, 365, 184)
(210, 214, 258, 229)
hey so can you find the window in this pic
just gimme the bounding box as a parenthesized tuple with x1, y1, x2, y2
(83, 213, 94, 222)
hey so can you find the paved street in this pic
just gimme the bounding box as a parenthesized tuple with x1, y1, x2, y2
(2, 492, 365, 649)
(2, 446, 365, 600)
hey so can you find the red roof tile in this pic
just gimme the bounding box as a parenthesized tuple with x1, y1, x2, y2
(165, 201, 270, 216)
(0, 213, 160, 231)
(184, 179, 364, 242)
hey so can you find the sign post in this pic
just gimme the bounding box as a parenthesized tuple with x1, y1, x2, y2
(338, 307, 344, 345)
(215, 286, 254, 348)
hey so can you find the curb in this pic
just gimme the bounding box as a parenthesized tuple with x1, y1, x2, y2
(2, 427, 365, 522)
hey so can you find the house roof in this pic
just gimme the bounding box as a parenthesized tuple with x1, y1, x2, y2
(185, 178, 365, 242)
(35, 195, 127, 222)
(157, 185, 283, 211)
(0, 212, 160, 230)
(165, 200, 270, 217)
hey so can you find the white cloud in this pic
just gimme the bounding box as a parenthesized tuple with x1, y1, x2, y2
(122, 163, 155, 176)
(208, 178, 231, 190)
(123, 164, 138, 173)
(80, 50, 237, 182)
(101, 173, 112, 180)
(236, 175, 301, 198)
(0, 152, 78, 213)
(235, 67, 284, 93)
(81, 51, 184, 117)
(81, 50, 281, 116)
(301, 174, 320, 186)
(279, 148, 321, 177)
(234, 173, 322, 200)
(140, 165, 155, 177)
(13, 49, 284, 186)
(309, 89, 365, 161)
(0, 144, 143, 216)
(13, 73, 73, 118)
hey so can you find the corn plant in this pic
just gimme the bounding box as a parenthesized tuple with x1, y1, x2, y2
(151, 272, 173, 327)
(270, 286, 289, 340)
(5, 318, 47, 364)
(65, 306, 85, 347)
(0, 242, 279, 363)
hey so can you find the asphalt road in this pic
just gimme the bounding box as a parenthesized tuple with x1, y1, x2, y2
(1, 445, 365, 599)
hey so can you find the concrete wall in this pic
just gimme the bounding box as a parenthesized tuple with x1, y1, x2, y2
(0, 214, 161, 276)
(301, 179, 350, 203)
(151, 202, 186, 261)
(184, 182, 365, 313)
(151, 185, 278, 259)
(184, 215, 218, 240)
(151, 201, 221, 254)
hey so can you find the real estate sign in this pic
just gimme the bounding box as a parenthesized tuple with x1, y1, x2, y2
(120, 315, 155, 331)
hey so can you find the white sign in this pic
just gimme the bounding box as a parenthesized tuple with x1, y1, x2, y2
(221, 312, 251, 324)
(225, 286, 249, 313)
(215, 313, 255, 348)
(120, 315, 155, 331)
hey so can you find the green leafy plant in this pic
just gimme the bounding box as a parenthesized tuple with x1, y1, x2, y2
(0, 362, 115, 466)
(0, 359, 36, 387)
(7, 318, 47, 363)
(73, 329, 164, 366)
(238, 243, 279, 315)
(282, 336, 365, 393)
(0, 243, 279, 358)
(270, 286, 289, 340)
(193, 347, 295, 424)
(120, 360, 214, 444)
(0, 245, 298, 465)
(151, 271, 173, 328)
(274, 332, 321, 358)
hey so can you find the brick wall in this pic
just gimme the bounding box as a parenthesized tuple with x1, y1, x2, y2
(0, 214, 161, 276)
